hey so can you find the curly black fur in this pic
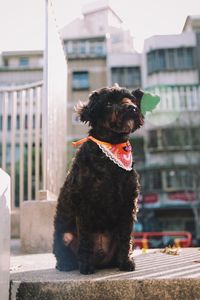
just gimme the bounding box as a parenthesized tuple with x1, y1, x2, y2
(53, 86, 144, 275)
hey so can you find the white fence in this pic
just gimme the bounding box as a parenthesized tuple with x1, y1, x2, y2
(150, 85, 200, 112)
(0, 1, 67, 210)
(0, 81, 43, 209)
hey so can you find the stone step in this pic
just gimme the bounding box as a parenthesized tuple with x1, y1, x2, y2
(10, 248, 200, 300)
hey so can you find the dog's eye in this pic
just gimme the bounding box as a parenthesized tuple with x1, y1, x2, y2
(122, 98, 133, 105)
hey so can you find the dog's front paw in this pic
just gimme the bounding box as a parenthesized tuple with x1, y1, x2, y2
(79, 262, 95, 275)
(118, 259, 135, 272)
(56, 261, 78, 272)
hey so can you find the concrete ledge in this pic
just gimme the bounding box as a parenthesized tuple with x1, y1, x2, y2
(10, 248, 200, 300)
(20, 200, 56, 253)
(11, 210, 20, 238)
(10, 279, 200, 300)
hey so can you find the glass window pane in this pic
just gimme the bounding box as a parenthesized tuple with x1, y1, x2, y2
(148, 130, 158, 148)
(185, 48, 193, 68)
(111, 67, 141, 87)
(72, 71, 89, 89)
(19, 57, 29, 67)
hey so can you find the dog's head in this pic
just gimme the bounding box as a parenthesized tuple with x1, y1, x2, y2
(76, 86, 144, 137)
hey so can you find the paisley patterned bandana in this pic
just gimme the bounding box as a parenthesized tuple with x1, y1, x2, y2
(72, 136, 133, 171)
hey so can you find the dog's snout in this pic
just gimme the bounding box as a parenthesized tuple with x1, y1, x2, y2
(127, 104, 138, 113)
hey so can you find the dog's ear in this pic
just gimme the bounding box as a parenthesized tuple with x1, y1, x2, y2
(75, 101, 90, 123)
(75, 91, 100, 123)
(131, 88, 144, 108)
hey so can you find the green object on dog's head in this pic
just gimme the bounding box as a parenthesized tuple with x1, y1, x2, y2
(141, 92, 160, 115)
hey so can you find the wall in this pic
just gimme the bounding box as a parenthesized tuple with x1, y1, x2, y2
(0, 70, 43, 85)
(67, 58, 107, 141)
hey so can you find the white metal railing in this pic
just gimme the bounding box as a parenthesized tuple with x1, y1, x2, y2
(149, 85, 200, 112)
(0, 81, 43, 209)
(0, 169, 10, 300)
(0, 1, 67, 211)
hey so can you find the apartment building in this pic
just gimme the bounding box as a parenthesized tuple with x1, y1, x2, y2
(60, 0, 136, 147)
(138, 15, 200, 240)
(0, 50, 43, 86)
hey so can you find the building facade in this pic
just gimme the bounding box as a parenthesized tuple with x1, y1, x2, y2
(0, 50, 43, 86)
(60, 0, 135, 154)
(139, 16, 200, 242)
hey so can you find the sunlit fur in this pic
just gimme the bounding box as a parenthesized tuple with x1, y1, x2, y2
(53, 86, 144, 275)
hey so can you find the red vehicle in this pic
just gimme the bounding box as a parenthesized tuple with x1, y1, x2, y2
(131, 231, 192, 249)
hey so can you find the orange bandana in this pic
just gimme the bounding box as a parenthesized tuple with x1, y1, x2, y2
(72, 136, 133, 171)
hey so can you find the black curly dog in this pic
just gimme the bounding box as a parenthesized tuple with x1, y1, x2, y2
(53, 86, 145, 274)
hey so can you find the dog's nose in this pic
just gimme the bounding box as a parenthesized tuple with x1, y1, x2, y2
(127, 104, 138, 113)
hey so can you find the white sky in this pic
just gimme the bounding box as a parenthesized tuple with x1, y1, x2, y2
(0, 0, 200, 53)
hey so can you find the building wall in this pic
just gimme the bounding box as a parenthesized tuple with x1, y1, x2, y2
(142, 31, 198, 88)
(67, 57, 107, 141)
(0, 52, 43, 86)
(5, 56, 43, 68)
(144, 32, 196, 52)
(145, 70, 199, 87)
(0, 70, 42, 86)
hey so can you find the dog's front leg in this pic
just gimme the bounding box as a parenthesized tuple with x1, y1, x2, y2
(78, 225, 95, 275)
(116, 218, 135, 271)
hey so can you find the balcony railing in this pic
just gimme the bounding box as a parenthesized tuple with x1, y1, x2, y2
(149, 85, 200, 112)
(0, 81, 43, 209)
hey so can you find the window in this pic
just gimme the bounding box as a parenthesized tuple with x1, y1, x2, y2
(130, 137, 145, 162)
(66, 39, 106, 57)
(147, 50, 166, 73)
(166, 169, 193, 190)
(72, 42, 78, 54)
(168, 49, 175, 69)
(66, 41, 73, 54)
(19, 57, 29, 67)
(166, 170, 178, 189)
(111, 67, 141, 87)
(147, 47, 194, 74)
(16, 115, 20, 130)
(177, 48, 184, 67)
(157, 50, 166, 70)
(6, 144, 11, 165)
(72, 71, 89, 90)
(191, 127, 200, 147)
(148, 130, 158, 148)
(4, 59, 8, 67)
(95, 42, 105, 56)
(143, 170, 162, 191)
(162, 128, 190, 148)
(148, 127, 200, 151)
(7, 115, 11, 131)
(196, 32, 200, 46)
(79, 41, 86, 54)
(184, 48, 193, 68)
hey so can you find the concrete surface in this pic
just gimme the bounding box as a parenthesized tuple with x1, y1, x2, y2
(0, 169, 10, 300)
(10, 248, 200, 300)
(11, 210, 20, 238)
(20, 199, 56, 254)
(11, 239, 23, 256)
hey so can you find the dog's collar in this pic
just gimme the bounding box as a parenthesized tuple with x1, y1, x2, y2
(73, 136, 133, 171)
